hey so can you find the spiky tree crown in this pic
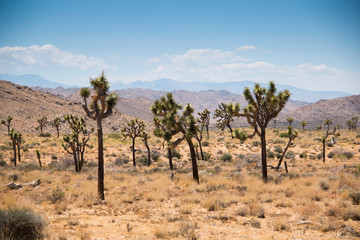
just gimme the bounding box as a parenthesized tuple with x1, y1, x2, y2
(121, 118, 145, 140)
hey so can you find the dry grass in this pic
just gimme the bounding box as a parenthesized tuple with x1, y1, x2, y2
(0, 129, 359, 239)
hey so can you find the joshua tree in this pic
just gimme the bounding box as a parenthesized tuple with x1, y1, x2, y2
(62, 115, 93, 172)
(300, 121, 308, 130)
(51, 117, 62, 137)
(152, 94, 200, 183)
(151, 93, 182, 171)
(141, 131, 151, 167)
(214, 103, 240, 138)
(286, 118, 294, 127)
(276, 127, 298, 170)
(36, 150, 42, 168)
(193, 118, 206, 160)
(351, 116, 358, 130)
(9, 129, 21, 166)
(322, 119, 336, 163)
(232, 128, 247, 144)
(239, 82, 290, 182)
(1, 116, 13, 134)
(198, 109, 211, 139)
(80, 72, 118, 200)
(346, 120, 355, 131)
(36, 116, 47, 134)
(121, 118, 145, 167)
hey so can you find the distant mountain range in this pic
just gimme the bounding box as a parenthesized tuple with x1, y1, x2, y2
(0, 74, 352, 103)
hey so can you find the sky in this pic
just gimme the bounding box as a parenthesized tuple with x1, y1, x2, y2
(0, 0, 359, 94)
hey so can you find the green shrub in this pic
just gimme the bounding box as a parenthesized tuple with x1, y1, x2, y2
(115, 158, 129, 166)
(309, 155, 316, 160)
(279, 132, 289, 138)
(327, 151, 334, 158)
(217, 150, 223, 155)
(136, 155, 148, 166)
(202, 141, 209, 146)
(166, 149, 182, 159)
(18, 163, 41, 172)
(39, 132, 51, 137)
(349, 192, 360, 205)
(252, 141, 260, 147)
(151, 153, 160, 161)
(267, 151, 275, 158)
(275, 153, 282, 159)
(285, 151, 295, 159)
(342, 151, 354, 159)
(319, 181, 329, 191)
(220, 153, 232, 162)
(316, 153, 323, 159)
(274, 139, 286, 144)
(299, 153, 307, 159)
(203, 152, 211, 161)
(108, 133, 122, 139)
(274, 146, 283, 153)
(48, 187, 65, 203)
(51, 155, 57, 160)
(8, 174, 18, 181)
(0, 159, 7, 167)
(0, 207, 44, 240)
(0, 145, 10, 151)
(86, 161, 98, 167)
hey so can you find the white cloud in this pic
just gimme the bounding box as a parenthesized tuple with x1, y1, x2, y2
(236, 45, 257, 51)
(125, 48, 359, 93)
(0, 44, 110, 70)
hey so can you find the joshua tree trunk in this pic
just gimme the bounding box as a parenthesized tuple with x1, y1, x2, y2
(186, 138, 199, 184)
(322, 141, 326, 163)
(167, 147, 173, 170)
(276, 138, 291, 169)
(228, 124, 233, 138)
(195, 146, 199, 160)
(132, 138, 136, 167)
(206, 126, 209, 139)
(145, 142, 151, 167)
(12, 141, 17, 167)
(73, 151, 79, 172)
(97, 117, 105, 200)
(17, 143, 21, 163)
(56, 127, 60, 138)
(199, 142, 204, 160)
(260, 128, 268, 183)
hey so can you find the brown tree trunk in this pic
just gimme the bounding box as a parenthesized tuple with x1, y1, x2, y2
(145, 142, 151, 167)
(132, 138, 136, 167)
(199, 141, 204, 160)
(260, 128, 268, 183)
(73, 150, 79, 172)
(56, 127, 60, 138)
(167, 147, 173, 170)
(322, 141, 326, 163)
(276, 138, 291, 169)
(228, 124, 234, 138)
(12, 141, 17, 166)
(186, 138, 199, 184)
(97, 117, 105, 200)
(17, 143, 21, 163)
(206, 126, 209, 139)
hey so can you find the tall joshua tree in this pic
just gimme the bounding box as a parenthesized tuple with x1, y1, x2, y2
(1, 116, 13, 134)
(121, 118, 145, 167)
(322, 119, 336, 163)
(239, 82, 290, 182)
(198, 109, 211, 139)
(51, 117, 62, 137)
(80, 72, 118, 200)
(346, 120, 355, 131)
(351, 116, 358, 130)
(9, 129, 21, 166)
(286, 118, 294, 127)
(276, 127, 298, 169)
(300, 121, 308, 130)
(36, 116, 47, 134)
(152, 93, 182, 171)
(214, 103, 240, 138)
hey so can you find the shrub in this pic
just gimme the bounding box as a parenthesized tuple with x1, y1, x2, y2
(327, 151, 334, 158)
(309, 155, 316, 160)
(342, 151, 354, 159)
(0, 159, 7, 167)
(203, 152, 211, 161)
(86, 161, 98, 167)
(319, 181, 329, 191)
(267, 151, 275, 159)
(115, 157, 129, 166)
(0, 145, 10, 151)
(108, 133, 122, 139)
(349, 192, 360, 205)
(274, 146, 283, 153)
(151, 153, 160, 161)
(274, 139, 285, 144)
(166, 149, 182, 159)
(0, 207, 44, 240)
(279, 132, 289, 138)
(18, 163, 41, 172)
(202, 141, 209, 146)
(217, 150, 223, 155)
(252, 141, 260, 147)
(220, 153, 232, 162)
(316, 153, 323, 159)
(48, 187, 65, 203)
(275, 153, 282, 159)
(39, 132, 51, 137)
(299, 153, 307, 159)
(285, 151, 295, 159)
(136, 155, 148, 166)
(8, 174, 19, 181)
(51, 155, 58, 160)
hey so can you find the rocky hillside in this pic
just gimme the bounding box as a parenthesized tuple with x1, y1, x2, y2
(0, 81, 137, 134)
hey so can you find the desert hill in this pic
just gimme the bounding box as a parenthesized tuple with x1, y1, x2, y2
(0, 80, 137, 134)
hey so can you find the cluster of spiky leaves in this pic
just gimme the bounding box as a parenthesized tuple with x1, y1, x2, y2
(242, 81, 290, 132)
(286, 117, 294, 126)
(300, 121, 308, 129)
(213, 103, 240, 131)
(232, 129, 247, 143)
(1, 116, 13, 133)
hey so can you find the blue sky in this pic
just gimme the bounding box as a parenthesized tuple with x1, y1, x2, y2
(0, 0, 359, 93)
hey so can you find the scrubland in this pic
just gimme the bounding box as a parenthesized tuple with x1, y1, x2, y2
(0, 128, 359, 239)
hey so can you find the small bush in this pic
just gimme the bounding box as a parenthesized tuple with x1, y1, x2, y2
(115, 158, 129, 166)
(309, 155, 316, 160)
(316, 153, 323, 159)
(48, 187, 65, 203)
(275, 153, 282, 159)
(18, 163, 41, 172)
(274, 139, 285, 144)
(299, 153, 307, 159)
(327, 151, 334, 158)
(51, 155, 58, 160)
(279, 132, 289, 138)
(0, 159, 7, 167)
(342, 151, 354, 159)
(274, 146, 283, 153)
(319, 181, 329, 191)
(217, 150, 223, 155)
(349, 192, 360, 205)
(267, 151, 275, 159)
(252, 141, 260, 147)
(0, 207, 44, 240)
(166, 149, 182, 159)
(8, 174, 19, 181)
(137, 155, 148, 166)
(203, 152, 211, 161)
(0, 145, 10, 151)
(151, 153, 160, 161)
(108, 133, 122, 139)
(202, 141, 209, 146)
(39, 132, 51, 137)
(285, 151, 295, 159)
(220, 153, 232, 162)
